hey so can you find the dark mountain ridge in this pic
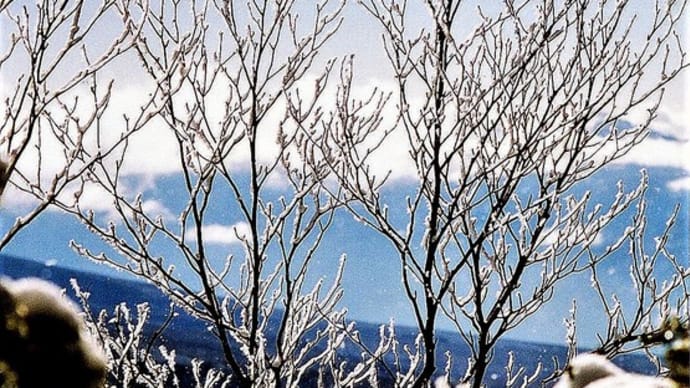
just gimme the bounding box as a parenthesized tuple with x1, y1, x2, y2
(0, 254, 658, 387)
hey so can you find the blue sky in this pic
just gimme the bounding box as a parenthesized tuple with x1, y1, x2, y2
(0, 0, 688, 347)
(0, 163, 686, 347)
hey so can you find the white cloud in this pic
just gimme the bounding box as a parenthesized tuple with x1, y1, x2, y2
(651, 103, 690, 141)
(93, 85, 182, 177)
(615, 59, 689, 190)
(612, 136, 690, 191)
(104, 76, 287, 179)
(368, 126, 417, 182)
(185, 222, 250, 246)
(614, 137, 689, 170)
(140, 199, 175, 222)
(668, 176, 690, 192)
(540, 228, 605, 250)
(3, 46, 686, 203)
(71, 184, 117, 214)
(625, 97, 689, 143)
(55, 183, 174, 223)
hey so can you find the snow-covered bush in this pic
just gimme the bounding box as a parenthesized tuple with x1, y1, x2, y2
(0, 278, 106, 387)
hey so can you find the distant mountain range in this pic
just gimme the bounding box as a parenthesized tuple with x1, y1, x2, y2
(0, 254, 659, 387)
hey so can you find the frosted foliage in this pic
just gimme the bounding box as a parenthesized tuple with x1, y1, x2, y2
(73, 280, 218, 388)
(0, 0, 687, 387)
